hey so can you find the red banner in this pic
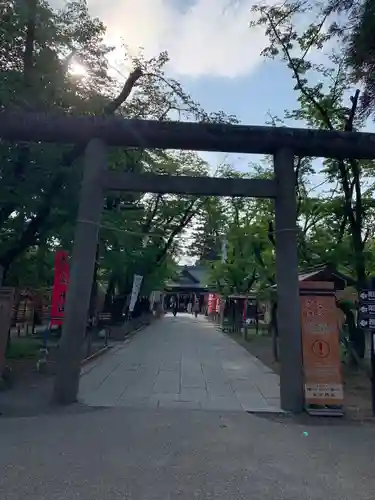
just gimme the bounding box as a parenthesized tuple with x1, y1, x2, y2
(216, 296, 221, 313)
(50, 250, 70, 326)
(208, 293, 218, 314)
(208, 293, 214, 313)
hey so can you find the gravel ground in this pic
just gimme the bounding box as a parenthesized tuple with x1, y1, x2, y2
(1, 407, 375, 500)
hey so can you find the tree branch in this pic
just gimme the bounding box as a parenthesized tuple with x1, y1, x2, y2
(268, 221, 276, 247)
(295, 156, 303, 216)
(0, 67, 143, 269)
(265, 9, 335, 131)
(155, 199, 203, 266)
(245, 269, 257, 293)
(345, 89, 360, 132)
(142, 194, 162, 234)
(253, 242, 275, 285)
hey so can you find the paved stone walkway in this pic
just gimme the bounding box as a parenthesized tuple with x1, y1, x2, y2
(79, 314, 281, 412)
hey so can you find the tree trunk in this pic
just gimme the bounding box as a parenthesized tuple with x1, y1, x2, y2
(111, 296, 127, 322)
(271, 302, 279, 362)
(338, 299, 366, 367)
(103, 274, 116, 312)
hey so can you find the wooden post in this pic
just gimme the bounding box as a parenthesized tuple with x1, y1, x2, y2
(274, 149, 304, 413)
(53, 139, 106, 404)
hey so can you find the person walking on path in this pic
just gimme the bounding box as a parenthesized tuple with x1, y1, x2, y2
(193, 299, 199, 318)
(172, 298, 178, 317)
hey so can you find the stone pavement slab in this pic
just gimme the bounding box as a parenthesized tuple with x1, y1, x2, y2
(79, 314, 282, 412)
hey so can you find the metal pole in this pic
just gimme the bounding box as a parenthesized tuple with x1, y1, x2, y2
(53, 139, 106, 404)
(370, 277, 375, 416)
(371, 329, 375, 416)
(274, 149, 304, 413)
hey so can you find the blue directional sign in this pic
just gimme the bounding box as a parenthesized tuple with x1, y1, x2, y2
(359, 290, 375, 302)
(358, 317, 375, 329)
(358, 287, 375, 329)
(359, 303, 375, 315)
(359, 278, 375, 416)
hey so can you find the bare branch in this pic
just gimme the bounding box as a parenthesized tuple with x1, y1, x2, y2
(268, 220, 276, 247)
(265, 9, 335, 131)
(142, 194, 162, 234)
(104, 67, 142, 115)
(155, 199, 202, 265)
(345, 89, 360, 132)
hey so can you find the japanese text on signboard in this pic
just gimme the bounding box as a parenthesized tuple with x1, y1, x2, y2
(50, 250, 70, 326)
(300, 283, 343, 407)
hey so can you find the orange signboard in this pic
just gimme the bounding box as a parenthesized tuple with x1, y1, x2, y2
(300, 281, 344, 410)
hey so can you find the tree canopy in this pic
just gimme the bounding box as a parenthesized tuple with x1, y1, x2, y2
(3, 0, 375, 353)
(186, 0, 375, 360)
(0, 0, 235, 310)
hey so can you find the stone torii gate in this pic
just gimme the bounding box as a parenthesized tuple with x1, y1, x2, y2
(1, 112, 375, 413)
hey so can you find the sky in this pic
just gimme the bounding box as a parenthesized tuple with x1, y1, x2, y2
(82, 0, 315, 174)
(80, 0, 315, 267)
(62, 0, 375, 198)
(59, 0, 358, 264)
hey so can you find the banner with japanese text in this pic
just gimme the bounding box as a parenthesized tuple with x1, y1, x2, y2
(208, 293, 217, 314)
(129, 274, 143, 313)
(300, 281, 344, 413)
(207, 294, 214, 313)
(50, 250, 70, 326)
(216, 295, 221, 313)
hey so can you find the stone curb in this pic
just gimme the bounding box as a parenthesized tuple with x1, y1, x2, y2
(80, 319, 154, 369)
(81, 345, 111, 366)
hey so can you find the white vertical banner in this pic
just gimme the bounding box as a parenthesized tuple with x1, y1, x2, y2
(149, 291, 155, 311)
(221, 238, 228, 263)
(150, 291, 162, 312)
(129, 274, 143, 313)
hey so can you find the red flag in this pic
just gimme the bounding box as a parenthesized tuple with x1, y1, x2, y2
(50, 250, 70, 326)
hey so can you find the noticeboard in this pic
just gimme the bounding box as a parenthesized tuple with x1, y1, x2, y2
(300, 281, 344, 416)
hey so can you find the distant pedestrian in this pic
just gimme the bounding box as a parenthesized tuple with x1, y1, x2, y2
(172, 298, 178, 317)
(193, 300, 199, 318)
(187, 301, 192, 314)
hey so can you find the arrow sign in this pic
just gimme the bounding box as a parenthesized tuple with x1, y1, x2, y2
(359, 304, 375, 315)
(359, 317, 375, 329)
(360, 290, 375, 302)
